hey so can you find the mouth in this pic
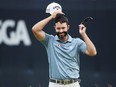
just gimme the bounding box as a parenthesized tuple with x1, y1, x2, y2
(56, 31, 68, 39)
(59, 33, 65, 36)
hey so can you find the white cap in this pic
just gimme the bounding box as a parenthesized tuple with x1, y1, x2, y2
(46, 2, 62, 14)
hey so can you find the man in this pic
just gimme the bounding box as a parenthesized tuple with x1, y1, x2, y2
(32, 11, 97, 87)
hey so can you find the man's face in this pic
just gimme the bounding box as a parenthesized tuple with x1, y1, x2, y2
(54, 22, 69, 39)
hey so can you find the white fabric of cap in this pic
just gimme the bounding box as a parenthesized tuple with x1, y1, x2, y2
(46, 2, 62, 14)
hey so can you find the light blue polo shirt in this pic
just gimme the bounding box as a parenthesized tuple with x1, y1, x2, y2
(41, 33, 87, 80)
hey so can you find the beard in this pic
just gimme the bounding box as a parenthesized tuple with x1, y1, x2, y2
(56, 31, 68, 40)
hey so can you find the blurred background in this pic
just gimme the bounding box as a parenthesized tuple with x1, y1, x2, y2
(0, 0, 116, 87)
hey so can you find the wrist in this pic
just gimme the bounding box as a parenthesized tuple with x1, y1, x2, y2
(50, 14, 56, 19)
(46, 15, 54, 22)
(80, 32, 86, 36)
(80, 32, 88, 38)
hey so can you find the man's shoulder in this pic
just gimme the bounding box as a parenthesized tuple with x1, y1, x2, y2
(71, 37, 85, 45)
(72, 37, 82, 41)
(45, 33, 54, 38)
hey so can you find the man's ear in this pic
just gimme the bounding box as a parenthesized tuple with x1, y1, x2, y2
(67, 25, 70, 30)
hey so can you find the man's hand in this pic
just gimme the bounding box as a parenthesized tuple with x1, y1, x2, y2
(79, 24, 86, 35)
(51, 10, 64, 19)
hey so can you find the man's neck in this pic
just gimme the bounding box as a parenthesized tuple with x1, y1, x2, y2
(59, 35, 68, 42)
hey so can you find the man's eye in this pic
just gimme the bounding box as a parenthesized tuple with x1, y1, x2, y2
(57, 28, 61, 30)
(62, 27, 65, 29)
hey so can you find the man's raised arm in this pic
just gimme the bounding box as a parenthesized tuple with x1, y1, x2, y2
(32, 11, 64, 41)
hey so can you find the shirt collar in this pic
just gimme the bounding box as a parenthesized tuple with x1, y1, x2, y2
(54, 34, 72, 42)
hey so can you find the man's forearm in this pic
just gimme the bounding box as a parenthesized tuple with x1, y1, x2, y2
(81, 32, 97, 56)
(32, 15, 53, 32)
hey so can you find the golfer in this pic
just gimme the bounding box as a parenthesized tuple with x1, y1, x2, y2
(32, 11, 97, 87)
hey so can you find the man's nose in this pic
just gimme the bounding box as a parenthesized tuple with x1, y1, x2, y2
(59, 29, 63, 33)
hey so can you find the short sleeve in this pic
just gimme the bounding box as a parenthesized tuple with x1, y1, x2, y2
(78, 38, 87, 53)
(40, 33, 53, 47)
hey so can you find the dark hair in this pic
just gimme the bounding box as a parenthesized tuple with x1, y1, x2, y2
(54, 14, 69, 25)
